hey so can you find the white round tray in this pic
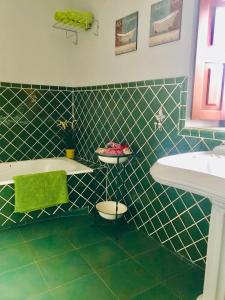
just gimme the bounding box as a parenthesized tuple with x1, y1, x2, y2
(96, 201, 127, 220)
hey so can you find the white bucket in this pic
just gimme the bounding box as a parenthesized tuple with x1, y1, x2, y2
(96, 201, 128, 220)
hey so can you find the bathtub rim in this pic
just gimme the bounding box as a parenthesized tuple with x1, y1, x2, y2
(0, 157, 94, 186)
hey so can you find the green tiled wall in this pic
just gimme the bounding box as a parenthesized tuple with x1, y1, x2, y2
(1, 77, 224, 269)
(0, 83, 106, 227)
(0, 83, 72, 162)
(73, 77, 223, 268)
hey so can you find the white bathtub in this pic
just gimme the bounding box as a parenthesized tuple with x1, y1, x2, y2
(0, 157, 93, 185)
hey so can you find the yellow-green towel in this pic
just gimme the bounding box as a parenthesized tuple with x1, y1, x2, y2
(14, 171, 69, 213)
(54, 10, 94, 30)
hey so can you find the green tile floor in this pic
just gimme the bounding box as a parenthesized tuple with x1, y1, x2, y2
(0, 215, 204, 300)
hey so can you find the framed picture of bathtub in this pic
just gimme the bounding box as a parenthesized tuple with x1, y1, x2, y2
(115, 12, 138, 55)
(149, 0, 183, 47)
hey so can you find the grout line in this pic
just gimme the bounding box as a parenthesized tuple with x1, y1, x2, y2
(34, 260, 50, 293)
(85, 243, 162, 300)
(94, 271, 119, 299)
(70, 234, 109, 252)
(32, 248, 77, 264)
(0, 262, 35, 278)
(45, 273, 95, 295)
(129, 282, 180, 300)
(108, 234, 197, 286)
(34, 258, 95, 296)
(67, 241, 119, 299)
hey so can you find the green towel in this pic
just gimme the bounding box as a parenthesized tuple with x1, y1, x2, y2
(54, 10, 94, 30)
(14, 171, 69, 213)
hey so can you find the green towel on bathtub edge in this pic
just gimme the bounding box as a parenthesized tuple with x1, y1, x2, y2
(13, 170, 69, 213)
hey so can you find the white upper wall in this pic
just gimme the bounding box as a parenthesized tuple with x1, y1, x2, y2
(0, 0, 199, 86)
(72, 0, 199, 86)
(0, 0, 80, 86)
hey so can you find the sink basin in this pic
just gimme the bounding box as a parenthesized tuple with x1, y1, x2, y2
(150, 151, 225, 208)
(150, 151, 225, 300)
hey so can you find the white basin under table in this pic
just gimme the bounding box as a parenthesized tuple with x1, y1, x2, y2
(150, 150, 225, 300)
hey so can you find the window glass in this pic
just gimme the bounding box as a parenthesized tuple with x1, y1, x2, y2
(205, 63, 224, 106)
(213, 7, 225, 48)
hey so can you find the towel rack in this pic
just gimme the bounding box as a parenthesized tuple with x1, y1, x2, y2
(52, 19, 99, 45)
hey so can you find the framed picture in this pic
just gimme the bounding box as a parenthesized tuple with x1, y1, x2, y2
(149, 0, 183, 47)
(115, 12, 138, 55)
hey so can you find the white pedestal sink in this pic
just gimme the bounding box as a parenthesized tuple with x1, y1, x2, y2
(150, 150, 225, 300)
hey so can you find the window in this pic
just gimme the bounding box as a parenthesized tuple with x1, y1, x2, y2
(192, 0, 225, 121)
